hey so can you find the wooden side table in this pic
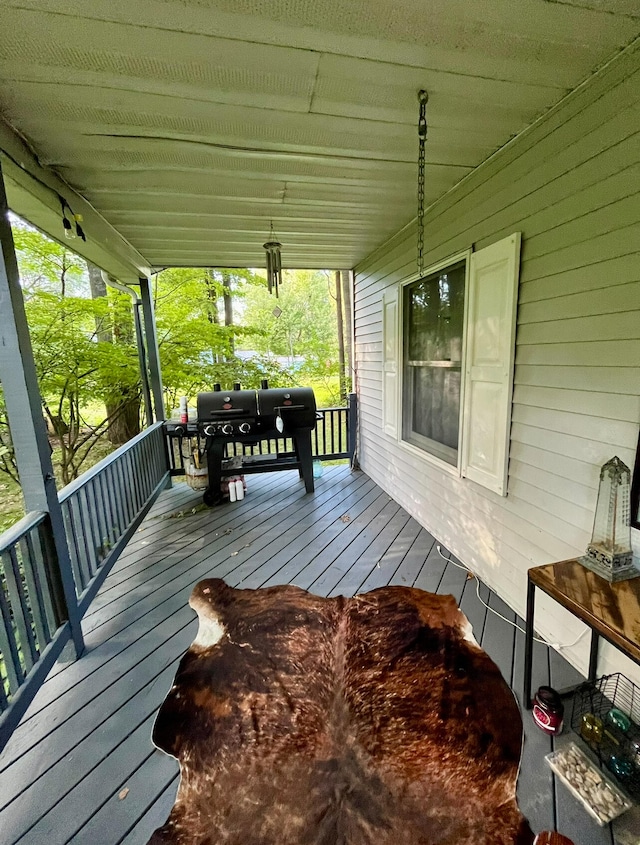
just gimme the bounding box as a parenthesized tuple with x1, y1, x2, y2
(524, 559, 640, 708)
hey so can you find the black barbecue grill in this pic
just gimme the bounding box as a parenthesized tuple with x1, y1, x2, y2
(196, 383, 318, 506)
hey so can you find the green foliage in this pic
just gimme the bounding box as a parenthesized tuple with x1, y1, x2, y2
(24, 289, 140, 482)
(237, 269, 339, 376)
(0, 385, 19, 484)
(11, 219, 88, 297)
(4, 217, 143, 485)
(153, 268, 294, 407)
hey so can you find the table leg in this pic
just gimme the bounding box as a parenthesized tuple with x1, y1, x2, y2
(588, 630, 599, 680)
(524, 578, 536, 710)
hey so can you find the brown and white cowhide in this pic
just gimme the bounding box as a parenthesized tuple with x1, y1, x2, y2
(149, 579, 533, 845)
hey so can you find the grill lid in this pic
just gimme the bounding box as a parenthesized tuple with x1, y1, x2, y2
(258, 387, 317, 428)
(197, 389, 258, 420)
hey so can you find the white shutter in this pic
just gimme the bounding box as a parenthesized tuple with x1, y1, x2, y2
(461, 233, 521, 496)
(382, 287, 400, 439)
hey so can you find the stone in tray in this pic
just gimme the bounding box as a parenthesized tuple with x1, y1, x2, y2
(546, 742, 633, 826)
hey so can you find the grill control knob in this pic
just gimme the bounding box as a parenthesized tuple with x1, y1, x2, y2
(222, 423, 233, 435)
(204, 424, 216, 437)
(238, 422, 250, 434)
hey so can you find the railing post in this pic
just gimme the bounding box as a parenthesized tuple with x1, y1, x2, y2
(0, 163, 84, 656)
(347, 392, 358, 468)
(139, 276, 166, 421)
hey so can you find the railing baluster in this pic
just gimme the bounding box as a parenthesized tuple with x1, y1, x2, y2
(0, 670, 9, 711)
(80, 485, 99, 577)
(4, 547, 38, 668)
(60, 500, 83, 594)
(122, 451, 137, 518)
(136, 440, 152, 511)
(30, 526, 57, 637)
(121, 450, 134, 519)
(18, 533, 50, 648)
(107, 463, 125, 537)
(99, 469, 117, 547)
(70, 495, 92, 590)
(142, 436, 154, 498)
(138, 442, 149, 515)
(116, 455, 133, 525)
(0, 563, 23, 693)
(90, 478, 108, 563)
(134, 439, 146, 503)
(130, 446, 142, 511)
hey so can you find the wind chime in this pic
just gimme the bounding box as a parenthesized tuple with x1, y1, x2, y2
(416, 90, 428, 277)
(263, 222, 283, 297)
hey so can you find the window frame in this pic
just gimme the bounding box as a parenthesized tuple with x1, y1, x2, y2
(398, 249, 471, 475)
(631, 427, 640, 531)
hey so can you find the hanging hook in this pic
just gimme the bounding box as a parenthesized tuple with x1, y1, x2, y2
(418, 90, 428, 138)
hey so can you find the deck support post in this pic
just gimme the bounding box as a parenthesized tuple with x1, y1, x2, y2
(139, 276, 166, 421)
(348, 392, 358, 469)
(0, 161, 84, 656)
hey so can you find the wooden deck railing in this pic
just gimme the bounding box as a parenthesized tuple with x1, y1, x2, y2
(0, 422, 170, 748)
(0, 512, 59, 713)
(167, 395, 358, 474)
(58, 422, 170, 616)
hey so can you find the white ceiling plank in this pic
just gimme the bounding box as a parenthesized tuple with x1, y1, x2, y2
(0, 79, 536, 135)
(0, 0, 637, 268)
(4, 0, 638, 86)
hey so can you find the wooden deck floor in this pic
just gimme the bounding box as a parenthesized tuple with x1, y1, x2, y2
(0, 466, 623, 844)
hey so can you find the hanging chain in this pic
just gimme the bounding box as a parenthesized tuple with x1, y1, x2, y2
(417, 89, 428, 277)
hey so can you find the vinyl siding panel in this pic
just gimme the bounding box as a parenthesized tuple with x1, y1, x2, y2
(353, 41, 640, 681)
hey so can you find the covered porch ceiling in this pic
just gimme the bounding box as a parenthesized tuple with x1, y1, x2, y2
(0, 1, 639, 276)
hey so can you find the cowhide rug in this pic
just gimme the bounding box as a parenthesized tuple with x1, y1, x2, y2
(149, 579, 533, 845)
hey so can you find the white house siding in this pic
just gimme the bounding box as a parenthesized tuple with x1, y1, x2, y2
(353, 40, 640, 682)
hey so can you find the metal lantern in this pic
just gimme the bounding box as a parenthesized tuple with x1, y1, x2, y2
(580, 456, 638, 582)
(263, 223, 282, 297)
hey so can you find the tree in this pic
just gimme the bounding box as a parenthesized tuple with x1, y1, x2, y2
(152, 267, 292, 409)
(24, 290, 140, 484)
(237, 269, 341, 400)
(10, 217, 142, 484)
(0, 384, 19, 484)
(87, 262, 141, 444)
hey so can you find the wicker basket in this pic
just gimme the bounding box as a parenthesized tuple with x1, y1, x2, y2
(571, 673, 640, 800)
(185, 458, 208, 490)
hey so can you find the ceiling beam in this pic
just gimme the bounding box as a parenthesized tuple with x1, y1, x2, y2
(0, 118, 151, 283)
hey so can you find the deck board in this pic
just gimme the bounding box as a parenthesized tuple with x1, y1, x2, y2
(0, 466, 609, 843)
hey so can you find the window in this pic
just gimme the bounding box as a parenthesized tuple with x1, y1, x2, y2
(402, 260, 466, 466)
(383, 233, 521, 496)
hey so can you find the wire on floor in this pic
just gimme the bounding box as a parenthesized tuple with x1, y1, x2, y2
(436, 545, 588, 651)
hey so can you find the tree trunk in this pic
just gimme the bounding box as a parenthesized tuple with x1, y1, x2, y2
(335, 271, 347, 404)
(87, 263, 112, 342)
(203, 269, 220, 364)
(87, 260, 141, 444)
(205, 269, 220, 324)
(340, 270, 352, 394)
(106, 395, 141, 444)
(222, 270, 234, 359)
